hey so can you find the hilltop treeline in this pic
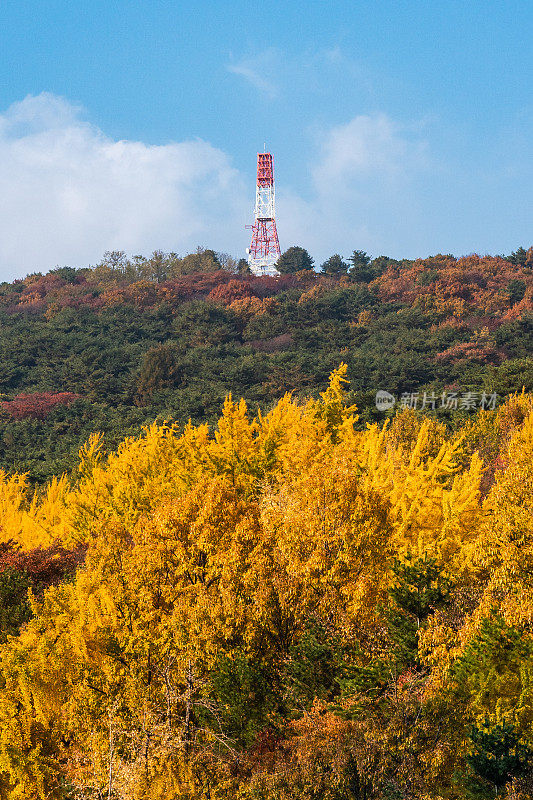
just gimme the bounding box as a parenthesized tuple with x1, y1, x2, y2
(0, 245, 532, 481)
(0, 369, 533, 798)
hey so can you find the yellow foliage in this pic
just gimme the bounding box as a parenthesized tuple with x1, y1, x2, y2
(0, 365, 507, 798)
(476, 410, 533, 625)
(357, 418, 482, 568)
(0, 471, 71, 549)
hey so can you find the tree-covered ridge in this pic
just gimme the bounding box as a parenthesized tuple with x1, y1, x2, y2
(3, 248, 533, 316)
(0, 368, 533, 798)
(0, 247, 532, 482)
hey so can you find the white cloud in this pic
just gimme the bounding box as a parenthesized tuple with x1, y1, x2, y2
(313, 113, 429, 193)
(227, 64, 277, 98)
(0, 93, 249, 279)
(277, 114, 431, 261)
(227, 51, 278, 98)
(0, 96, 434, 278)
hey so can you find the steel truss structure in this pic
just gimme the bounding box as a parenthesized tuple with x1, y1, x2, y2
(246, 152, 281, 276)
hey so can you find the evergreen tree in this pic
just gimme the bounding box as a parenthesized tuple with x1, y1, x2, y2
(136, 343, 179, 404)
(387, 554, 449, 668)
(320, 253, 348, 276)
(508, 278, 526, 305)
(466, 720, 532, 794)
(506, 245, 533, 268)
(0, 568, 31, 641)
(348, 250, 373, 281)
(276, 246, 314, 273)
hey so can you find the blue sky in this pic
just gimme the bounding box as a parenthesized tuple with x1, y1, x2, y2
(0, 0, 533, 277)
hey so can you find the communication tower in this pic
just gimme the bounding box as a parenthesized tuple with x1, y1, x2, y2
(246, 151, 281, 276)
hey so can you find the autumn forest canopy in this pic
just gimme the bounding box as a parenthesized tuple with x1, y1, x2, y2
(0, 244, 532, 482)
(0, 245, 533, 798)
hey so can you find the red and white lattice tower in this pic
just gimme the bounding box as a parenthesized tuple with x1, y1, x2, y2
(246, 152, 281, 276)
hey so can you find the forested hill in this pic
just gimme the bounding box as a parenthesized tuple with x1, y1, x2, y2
(3, 367, 533, 798)
(0, 245, 532, 481)
(2, 248, 533, 798)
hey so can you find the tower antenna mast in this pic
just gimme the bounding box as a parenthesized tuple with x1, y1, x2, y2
(246, 150, 281, 276)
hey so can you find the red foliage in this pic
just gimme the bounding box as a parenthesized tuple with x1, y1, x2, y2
(6, 300, 47, 315)
(1, 392, 79, 420)
(0, 272, 99, 316)
(0, 253, 527, 325)
(0, 265, 311, 316)
(373, 254, 533, 317)
(0, 541, 87, 592)
(251, 727, 282, 757)
(249, 274, 303, 298)
(434, 341, 503, 364)
(21, 273, 66, 295)
(101, 280, 161, 308)
(208, 279, 254, 305)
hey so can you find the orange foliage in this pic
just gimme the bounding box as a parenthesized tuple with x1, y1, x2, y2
(373, 254, 533, 317)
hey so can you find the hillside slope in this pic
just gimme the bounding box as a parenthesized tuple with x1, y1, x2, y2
(0, 249, 531, 481)
(1, 371, 533, 797)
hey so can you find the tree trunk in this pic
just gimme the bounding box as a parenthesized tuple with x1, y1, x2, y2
(184, 659, 194, 760)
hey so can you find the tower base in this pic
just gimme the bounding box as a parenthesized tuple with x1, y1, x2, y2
(248, 262, 280, 277)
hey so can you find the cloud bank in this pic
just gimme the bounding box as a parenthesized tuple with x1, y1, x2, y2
(0, 93, 249, 279)
(0, 93, 432, 279)
(277, 114, 430, 260)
